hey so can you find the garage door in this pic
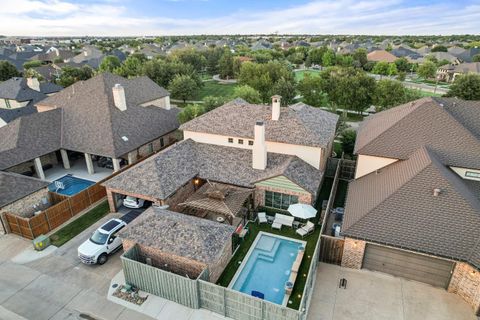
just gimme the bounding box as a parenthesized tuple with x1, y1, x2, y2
(363, 244, 454, 288)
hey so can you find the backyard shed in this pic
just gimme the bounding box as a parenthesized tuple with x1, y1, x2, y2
(120, 207, 235, 282)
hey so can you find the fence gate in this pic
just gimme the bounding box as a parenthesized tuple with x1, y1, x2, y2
(319, 235, 344, 265)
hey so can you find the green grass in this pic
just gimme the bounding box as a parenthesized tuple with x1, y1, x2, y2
(333, 142, 342, 157)
(294, 69, 321, 82)
(196, 81, 238, 100)
(334, 180, 349, 207)
(416, 90, 443, 97)
(49, 201, 110, 247)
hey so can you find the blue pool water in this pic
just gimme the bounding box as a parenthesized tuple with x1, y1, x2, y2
(48, 175, 95, 196)
(231, 233, 304, 305)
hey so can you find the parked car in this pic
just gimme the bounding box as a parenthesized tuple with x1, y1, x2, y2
(77, 218, 126, 265)
(123, 196, 145, 209)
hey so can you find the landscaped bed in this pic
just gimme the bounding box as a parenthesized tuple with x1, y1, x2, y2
(49, 200, 109, 247)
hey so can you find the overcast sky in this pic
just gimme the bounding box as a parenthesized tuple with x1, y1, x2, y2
(1, 0, 479, 36)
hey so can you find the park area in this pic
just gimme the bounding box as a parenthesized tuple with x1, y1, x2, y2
(294, 69, 321, 82)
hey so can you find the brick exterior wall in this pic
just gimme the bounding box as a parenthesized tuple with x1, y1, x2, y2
(341, 237, 366, 269)
(254, 185, 313, 208)
(6, 152, 59, 175)
(448, 262, 480, 314)
(106, 188, 159, 213)
(209, 239, 232, 283)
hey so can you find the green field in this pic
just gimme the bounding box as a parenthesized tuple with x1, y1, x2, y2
(294, 69, 321, 82)
(196, 81, 238, 100)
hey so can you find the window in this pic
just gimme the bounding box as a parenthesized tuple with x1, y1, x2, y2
(248, 140, 254, 146)
(465, 171, 480, 179)
(228, 138, 233, 143)
(238, 139, 244, 144)
(5, 99, 11, 109)
(160, 137, 165, 148)
(264, 191, 299, 210)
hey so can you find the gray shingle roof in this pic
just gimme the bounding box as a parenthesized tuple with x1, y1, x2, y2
(355, 97, 480, 170)
(0, 171, 49, 208)
(104, 139, 322, 200)
(119, 207, 235, 264)
(0, 73, 178, 169)
(180, 99, 338, 148)
(343, 147, 480, 269)
(0, 77, 61, 101)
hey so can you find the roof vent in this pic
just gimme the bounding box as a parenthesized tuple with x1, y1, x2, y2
(121, 136, 128, 142)
(439, 103, 444, 107)
(433, 188, 442, 197)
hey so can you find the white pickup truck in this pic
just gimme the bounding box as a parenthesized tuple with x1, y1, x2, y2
(78, 218, 126, 265)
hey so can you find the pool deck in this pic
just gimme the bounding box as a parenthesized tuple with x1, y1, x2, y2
(44, 160, 113, 183)
(228, 231, 306, 306)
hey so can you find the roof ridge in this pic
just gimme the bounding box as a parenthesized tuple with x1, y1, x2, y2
(435, 98, 480, 145)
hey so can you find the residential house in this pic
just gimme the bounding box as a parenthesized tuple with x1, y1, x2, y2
(0, 77, 62, 126)
(366, 50, 397, 63)
(104, 96, 338, 224)
(71, 45, 104, 69)
(437, 62, 480, 82)
(341, 97, 480, 315)
(456, 48, 480, 63)
(429, 52, 461, 64)
(0, 73, 179, 182)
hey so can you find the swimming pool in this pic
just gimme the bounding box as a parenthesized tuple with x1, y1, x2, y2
(229, 232, 306, 305)
(48, 175, 95, 196)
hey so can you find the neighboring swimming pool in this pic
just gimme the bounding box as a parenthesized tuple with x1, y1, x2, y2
(229, 232, 306, 305)
(48, 175, 95, 196)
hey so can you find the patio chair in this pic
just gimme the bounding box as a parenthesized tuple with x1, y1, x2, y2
(296, 221, 315, 238)
(257, 212, 268, 224)
(272, 213, 294, 230)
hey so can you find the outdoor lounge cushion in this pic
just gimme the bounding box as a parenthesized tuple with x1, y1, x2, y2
(258, 212, 267, 223)
(296, 221, 315, 237)
(273, 213, 294, 227)
(272, 221, 282, 229)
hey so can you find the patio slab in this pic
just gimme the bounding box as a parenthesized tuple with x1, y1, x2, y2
(44, 158, 113, 183)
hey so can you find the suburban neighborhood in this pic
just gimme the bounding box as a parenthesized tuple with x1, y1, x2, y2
(0, 1, 479, 320)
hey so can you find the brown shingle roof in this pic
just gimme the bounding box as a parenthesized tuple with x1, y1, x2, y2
(367, 50, 397, 63)
(343, 147, 480, 269)
(0, 171, 49, 207)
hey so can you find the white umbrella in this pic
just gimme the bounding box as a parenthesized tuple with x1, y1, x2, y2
(287, 203, 317, 219)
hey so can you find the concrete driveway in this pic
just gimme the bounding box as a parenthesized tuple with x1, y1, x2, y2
(307, 263, 477, 320)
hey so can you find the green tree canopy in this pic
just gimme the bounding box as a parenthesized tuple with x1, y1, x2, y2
(114, 55, 145, 78)
(297, 74, 329, 107)
(352, 48, 368, 68)
(99, 55, 121, 73)
(143, 59, 202, 88)
(446, 73, 480, 100)
(472, 54, 480, 62)
(169, 74, 199, 103)
(373, 79, 421, 111)
(395, 57, 411, 72)
(233, 85, 262, 104)
(202, 96, 226, 112)
(23, 60, 42, 69)
(218, 49, 234, 79)
(307, 47, 327, 66)
(417, 61, 437, 79)
(178, 104, 205, 124)
(322, 49, 336, 67)
(431, 45, 448, 52)
(273, 77, 296, 106)
(340, 129, 357, 155)
(56, 65, 93, 87)
(371, 61, 390, 75)
(171, 48, 206, 72)
(0, 60, 20, 81)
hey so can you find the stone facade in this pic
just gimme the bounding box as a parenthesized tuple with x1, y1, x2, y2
(341, 237, 366, 269)
(6, 152, 59, 176)
(448, 262, 480, 314)
(254, 184, 313, 208)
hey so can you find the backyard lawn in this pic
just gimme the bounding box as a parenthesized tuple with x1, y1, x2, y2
(294, 69, 321, 82)
(196, 81, 238, 100)
(49, 200, 110, 247)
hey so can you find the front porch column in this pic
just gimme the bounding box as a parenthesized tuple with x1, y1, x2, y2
(112, 158, 121, 172)
(60, 149, 70, 169)
(127, 151, 137, 165)
(33, 157, 45, 180)
(84, 153, 94, 175)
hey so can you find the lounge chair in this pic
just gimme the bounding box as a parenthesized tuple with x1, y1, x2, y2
(257, 212, 268, 224)
(272, 213, 294, 230)
(296, 221, 315, 238)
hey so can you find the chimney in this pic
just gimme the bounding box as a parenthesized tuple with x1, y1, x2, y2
(252, 121, 267, 170)
(26, 77, 40, 92)
(271, 95, 281, 121)
(112, 84, 127, 111)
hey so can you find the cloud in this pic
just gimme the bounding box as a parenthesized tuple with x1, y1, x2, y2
(0, 0, 479, 36)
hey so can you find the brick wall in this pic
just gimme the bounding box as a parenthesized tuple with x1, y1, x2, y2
(448, 262, 480, 314)
(106, 188, 158, 213)
(208, 239, 232, 283)
(341, 237, 366, 269)
(0, 188, 50, 219)
(254, 185, 312, 208)
(6, 152, 59, 175)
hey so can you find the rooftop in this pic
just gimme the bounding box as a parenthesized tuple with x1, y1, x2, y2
(0, 171, 49, 208)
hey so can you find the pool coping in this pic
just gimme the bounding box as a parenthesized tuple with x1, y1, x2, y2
(48, 174, 96, 196)
(227, 231, 306, 306)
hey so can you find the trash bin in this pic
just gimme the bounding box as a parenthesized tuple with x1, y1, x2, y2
(335, 207, 345, 221)
(33, 234, 50, 251)
(332, 223, 341, 236)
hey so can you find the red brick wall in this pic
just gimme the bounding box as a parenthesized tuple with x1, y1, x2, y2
(448, 262, 480, 314)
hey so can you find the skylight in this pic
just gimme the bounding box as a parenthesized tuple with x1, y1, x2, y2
(121, 136, 129, 142)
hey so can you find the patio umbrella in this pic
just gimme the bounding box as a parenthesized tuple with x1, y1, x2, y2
(287, 203, 317, 219)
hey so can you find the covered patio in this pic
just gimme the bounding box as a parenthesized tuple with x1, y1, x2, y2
(178, 182, 253, 226)
(43, 154, 114, 183)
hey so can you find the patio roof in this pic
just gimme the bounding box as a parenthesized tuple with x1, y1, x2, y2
(179, 182, 252, 220)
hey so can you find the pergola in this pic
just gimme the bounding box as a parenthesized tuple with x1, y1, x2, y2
(179, 181, 253, 225)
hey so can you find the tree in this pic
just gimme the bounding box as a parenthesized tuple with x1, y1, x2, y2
(387, 63, 398, 76)
(233, 85, 262, 104)
(204, 47, 223, 75)
(203, 96, 226, 112)
(143, 59, 202, 88)
(56, 65, 93, 87)
(352, 48, 368, 68)
(307, 47, 327, 66)
(169, 74, 199, 103)
(417, 61, 437, 79)
(114, 55, 144, 78)
(472, 54, 480, 62)
(322, 49, 336, 67)
(397, 71, 406, 82)
(0, 60, 19, 81)
(272, 77, 296, 106)
(394, 57, 411, 72)
(177, 104, 205, 124)
(24, 68, 44, 81)
(23, 60, 42, 69)
(372, 61, 390, 76)
(99, 55, 121, 73)
(446, 74, 480, 100)
(218, 49, 234, 79)
(340, 129, 357, 155)
(297, 74, 329, 107)
(172, 48, 206, 72)
(431, 45, 448, 52)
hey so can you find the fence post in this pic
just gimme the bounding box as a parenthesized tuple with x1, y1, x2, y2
(27, 217, 34, 239)
(15, 215, 23, 238)
(44, 211, 51, 231)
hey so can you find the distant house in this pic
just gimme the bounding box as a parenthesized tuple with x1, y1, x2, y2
(0, 73, 179, 182)
(366, 50, 397, 63)
(429, 52, 461, 64)
(342, 97, 480, 315)
(437, 62, 480, 82)
(0, 77, 62, 126)
(390, 46, 422, 60)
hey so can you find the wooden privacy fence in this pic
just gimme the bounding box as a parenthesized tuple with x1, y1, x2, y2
(122, 245, 304, 320)
(319, 235, 344, 265)
(5, 183, 107, 239)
